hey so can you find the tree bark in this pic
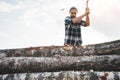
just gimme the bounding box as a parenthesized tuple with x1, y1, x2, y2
(0, 40, 120, 57)
(0, 55, 120, 74)
(0, 71, 120, 80)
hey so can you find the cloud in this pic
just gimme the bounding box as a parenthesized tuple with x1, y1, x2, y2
(0, 1, 25, 13)
(89, 0, 120, 39)
(0, 0, 120, 49)
(82, 27, 109, 45)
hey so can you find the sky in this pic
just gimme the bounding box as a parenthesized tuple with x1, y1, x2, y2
(0, 0, 120, 49)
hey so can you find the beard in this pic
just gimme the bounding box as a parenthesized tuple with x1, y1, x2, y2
(70, 16, 76, 18)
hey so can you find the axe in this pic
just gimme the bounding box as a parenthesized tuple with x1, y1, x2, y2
(86, 0, 89, 8)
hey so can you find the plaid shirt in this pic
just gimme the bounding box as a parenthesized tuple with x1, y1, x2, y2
(64, 16, 86, 46)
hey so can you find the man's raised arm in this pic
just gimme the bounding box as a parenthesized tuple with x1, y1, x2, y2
(72, 7, 90, 24)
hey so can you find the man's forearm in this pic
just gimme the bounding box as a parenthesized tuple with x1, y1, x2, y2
(72, 14, 86, 23)
(85, 14, 90, 26)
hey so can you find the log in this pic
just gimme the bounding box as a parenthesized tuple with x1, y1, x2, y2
(0, 55, 120, 74)
(0, 71, 120, 80)
(0, 40, 120, 57)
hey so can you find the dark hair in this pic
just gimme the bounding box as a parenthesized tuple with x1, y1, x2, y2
(69, 7, 78, 13)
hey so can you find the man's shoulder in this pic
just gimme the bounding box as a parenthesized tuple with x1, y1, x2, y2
(64, 16, 72, 25)
(65, 16, 72, 21)
(65, 16, 71, 19)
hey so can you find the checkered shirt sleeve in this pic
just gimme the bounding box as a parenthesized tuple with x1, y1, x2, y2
(65, 16, 72, 25)
(80, 20, 86, 26)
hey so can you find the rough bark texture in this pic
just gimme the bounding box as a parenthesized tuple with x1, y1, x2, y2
(0, 40, 120, 58)
(0, 71, 119, 80)
(0, 55, 120, 74)
(0, 39, 120, 79)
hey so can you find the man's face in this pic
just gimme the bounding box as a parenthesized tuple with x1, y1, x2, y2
(70, 9, 78, 18)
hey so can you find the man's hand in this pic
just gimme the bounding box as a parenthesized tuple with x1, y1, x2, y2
(85, 7, 90, 15)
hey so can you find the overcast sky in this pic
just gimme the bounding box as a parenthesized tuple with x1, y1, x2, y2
(0, 0, 120, 49)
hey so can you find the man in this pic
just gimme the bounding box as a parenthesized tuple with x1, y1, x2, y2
(64, 6, 90, 47)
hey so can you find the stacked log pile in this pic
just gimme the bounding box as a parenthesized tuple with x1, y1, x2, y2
(0, 40, 120, 80)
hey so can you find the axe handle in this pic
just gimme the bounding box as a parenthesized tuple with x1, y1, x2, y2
(86, 0, 89, 8)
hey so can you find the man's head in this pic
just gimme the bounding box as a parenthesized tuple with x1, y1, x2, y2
(69, 7, 78, 18)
